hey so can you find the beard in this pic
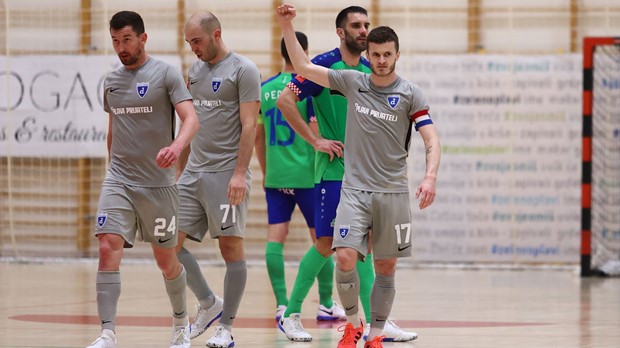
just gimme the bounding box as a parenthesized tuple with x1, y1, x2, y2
(344, 33, 366, 55)
(370, 61, 396, 76)
(118, 48, 141, 67)
(199, 45, 218, 63)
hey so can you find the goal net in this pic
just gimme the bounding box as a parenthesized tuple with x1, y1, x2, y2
(582, 37, 620, 276)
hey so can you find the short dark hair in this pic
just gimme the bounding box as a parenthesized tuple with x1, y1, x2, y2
(109, 11, 145, 35)
(281, 31, 308, 65)
(335, 6, 367, 29)
(367, 26, 399, 52)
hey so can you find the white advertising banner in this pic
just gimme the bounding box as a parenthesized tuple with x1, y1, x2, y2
(1, 54, 582, 263)
(404, 55, 582, 263)
(0, 55, 182, 157)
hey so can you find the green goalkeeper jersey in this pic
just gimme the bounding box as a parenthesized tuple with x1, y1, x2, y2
(259, 72, 315, 189)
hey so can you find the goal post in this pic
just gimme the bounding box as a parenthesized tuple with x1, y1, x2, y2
(581, 37, 620, 277)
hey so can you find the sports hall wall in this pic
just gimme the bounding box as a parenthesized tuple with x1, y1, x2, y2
(0, 0, 618, 263)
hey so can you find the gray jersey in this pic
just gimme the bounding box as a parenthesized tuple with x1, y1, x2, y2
(103, 57, 192, 187)
(186, 52, 261, 172)
(328, 69, 430, 193)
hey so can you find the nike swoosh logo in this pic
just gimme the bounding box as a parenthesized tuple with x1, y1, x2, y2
(102, 320, 112, 324)
(174, 311, 186, 316)
(322, 310, 334, 315)
(358, 88, 369, 93)
(221, 225, 234, 230)
(109, 88, 119, 93)
(190, 80, 198, 85)
(398, 245, 411, 251)
(345, 306, 356, 311)
(375, 319, 386, 322)
(159, 237, 173, 243)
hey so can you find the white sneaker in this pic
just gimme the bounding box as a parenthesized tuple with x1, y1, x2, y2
(363, 318, 418, 342)
(190, 296, 224, 339)
(170, 325, 191, 348)
(278, 313, 312, 342)
(316, 302, 347, 321)
(86, 329, 117, 348)
(275, 305, 287, 321)
(205, 326, 234, 348)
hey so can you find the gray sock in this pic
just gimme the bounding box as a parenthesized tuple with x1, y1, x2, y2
(164, 266, 187, 319)
(177, 247, 215, 306)
(336, 267, 360, 316)
(219, 260, 247, 328)
(96, 271, 121, 331)
(370, 273, 395, 329)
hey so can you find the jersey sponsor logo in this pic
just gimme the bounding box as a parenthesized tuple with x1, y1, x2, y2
(212, 78, 222, 92)
(339, 225, 350, 239)
(96, 213, 107, 228)
(354, 102, 398, 122)
(110, 106, 154, 115)
(136, 82, 149, 98)
(387, 95, 400, 109)
(221, 224, 234, 231)
(398, 245, 411, 251)
(193, 99, 222, 107)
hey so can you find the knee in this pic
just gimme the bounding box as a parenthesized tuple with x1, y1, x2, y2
(97, 234, 123, 270)
(374, 259, 397, 275)
(156, 256, 181, 278)
(314, 237, 334, 257)
(219, 237, 244, 262)
(336, 248, 357, 271)
(267, 223, 289, 243)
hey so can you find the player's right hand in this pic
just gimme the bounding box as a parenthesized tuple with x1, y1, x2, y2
(276, 4, 297, 23)
(314, 138, 344, 161)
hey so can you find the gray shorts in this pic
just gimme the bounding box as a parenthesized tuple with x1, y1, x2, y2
(95, 180, 179, 248)
(332, 187, 413, 260)
(178, 169, 250, 241)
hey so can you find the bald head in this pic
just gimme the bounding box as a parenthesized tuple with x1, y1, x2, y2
(186, 11, 221, 34)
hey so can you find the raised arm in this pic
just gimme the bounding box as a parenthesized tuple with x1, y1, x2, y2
(276, 4, 330, 88)
(415, 124, 441, 209)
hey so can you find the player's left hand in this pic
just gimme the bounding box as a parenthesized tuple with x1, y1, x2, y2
(156, 146, 180, 168)
(415, 175, 436, 209)
(228, 173, 247, 206)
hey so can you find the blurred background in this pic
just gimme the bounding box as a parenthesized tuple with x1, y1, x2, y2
(0, 0, 618, 273)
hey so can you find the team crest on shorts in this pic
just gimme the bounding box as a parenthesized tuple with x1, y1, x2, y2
(339, 225, 350, 239)
(136, 82, 149, 98)
(387, 95, 400, 109)
(212, 78, 222, 92)
(96, 213, 108, 228)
